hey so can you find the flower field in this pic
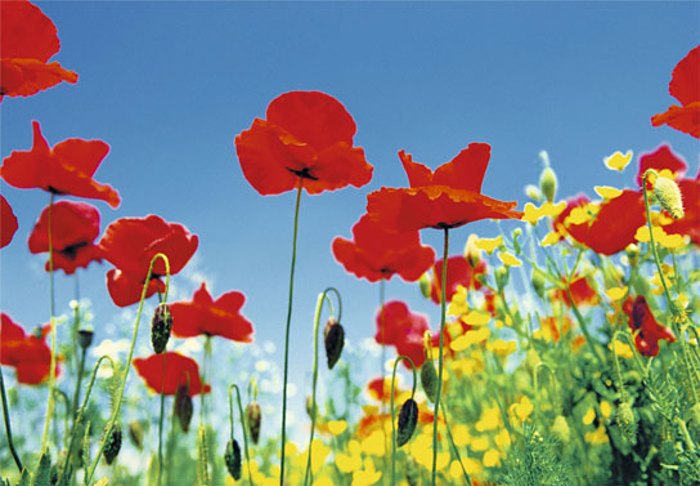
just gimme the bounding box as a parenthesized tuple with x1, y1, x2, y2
(1, 1, 699, 485)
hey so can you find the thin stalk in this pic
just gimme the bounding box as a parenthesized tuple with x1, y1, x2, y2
(72, 275, 81, 371)
(229, 384, 255, 486)
(40, 192, 57, 454)
(431, 227, 449, 486)
(53, 388, 70, 447)
(280, 181, 303, 484)
(0, 367, 23, 472)
(157, 352, 169, 486)
(379, 279, 388, 485)
(85, 254, 171, 484)
(390, 355, 417, 486)
(441, 402, 472, 485)
(303, 288, 342, 486)
(72, 344, 88, 424)
(564, 286, 605, 368)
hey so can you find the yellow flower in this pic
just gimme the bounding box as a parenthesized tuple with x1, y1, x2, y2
(476, 405, 501, 432)
(604, 286, 628, 302)
(360, 429, 386, 456)
(488, 339, 517, 357)
(510, 396, 534, 423)
(522, 201, 566, 225)
(609, 340, 633, 359)
(600, 400, 613, 420)
(594, 185, 623, 199)
(474, 235, 503, 254)
(541, 231, 561, 247)
(462, 310, 491, 326)
(603, 150, 633, 171)
(310, 439, 330, 474)
(566, 203, 598, 225)
(447, 285, 469, 317)
(635, 225, 686, 249)
(498, 252, 522, 267)
(483, 449, 501, 467)
(585, 425, 609, 445)
(582, 407, 596, 425)
(470, 436, 489, 452)
(450, 328, 490, 352)
(495, 428, 512, 449)
(328, 419, 348, 436)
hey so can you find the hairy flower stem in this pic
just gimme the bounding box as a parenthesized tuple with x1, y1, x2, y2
(157, 352, 169, 486)
(431, 227, 449, 486)
(280, 181, 303, 485)
(40, 192, 57, 454)
(390, 355, 417, 486)
(85, 254, 171, 484)
(642, 173, 699, 402)
(303, 288, 341, 486)
(229, 384, 255, 486)
(0, 367, 23, 472)
(72, 343, 88, 424)
(379, 279, 389, 485)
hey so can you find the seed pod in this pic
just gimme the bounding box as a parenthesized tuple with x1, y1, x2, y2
(103, 425, 122, 465)
(420, 360, 437, 403)
(77, 329, 94, 350)
(397, 398, 419, 447)
(324, 318, 345, 370)
(224, 439, 242, 481)
(539, 166, 558, 203)
(246, 402, 261, 444)
(174, 384, 193, 433)
(151, 303, 173, 354)
(653, 176, 684, 219)
(128, 420, 144, 450)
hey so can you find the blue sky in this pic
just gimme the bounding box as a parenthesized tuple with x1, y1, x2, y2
(1, 0, 699, 441)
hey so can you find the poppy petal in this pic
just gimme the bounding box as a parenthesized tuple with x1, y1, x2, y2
(669, 45, 700, 106)
(106, 269, 163, 308)
(133, 352, 210, 396)
(0, 195, 19, 249)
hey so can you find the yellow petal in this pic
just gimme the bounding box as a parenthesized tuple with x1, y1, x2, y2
(328, 419, 348, 436)
(474, 235, 503, 254)
(594, 185, 623, 200)
(498, 252, 522, 267)
(463, 310, 491, 326)
(541, 231, 562, 247)
(604, 286, 628, 301)
(604, 150, 633, 171)
(582, 407, 596, 425)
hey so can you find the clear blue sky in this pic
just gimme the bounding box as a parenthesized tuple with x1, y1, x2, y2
(1, 0, 699, 438)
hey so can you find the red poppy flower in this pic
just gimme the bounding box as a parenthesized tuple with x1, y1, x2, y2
(0, 195, 18, 249)
(554, 190, 645, 255)
(170, 282, 254, 342)
(100, 215, 198, 307)
(375, 300, 432, 367)
(133, 352, 210, 396)
(235, 91, 373, 196)
(428, 255, 486, 305)
(623, 296, 675, 357)
(28, 200, 102, 274)
(651, 45, 700, 138)
(332, 214, 435, 283)
(636, 144, 688, 187)
(0, 313, 56, 385)
(366, 377, 400, 403)
(0, 121, 120, 208)
(551, 274, 598, 308)
(366, 144, 522, 231)
(0, 0, 78, 101)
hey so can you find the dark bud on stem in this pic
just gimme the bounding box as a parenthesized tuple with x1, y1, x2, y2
(397, 398, 419, 447)
(151, 303, 173, 354)
(174, 384, 193, 433)
(420, 360, 438, 403)
(77, 329, 94, 350)
(128, 420, 144, 450)
(103, 425, 122, 465)
(224, 439, 242, 481)
(324, 318, 345, 370)
(246, 402, 261, 445)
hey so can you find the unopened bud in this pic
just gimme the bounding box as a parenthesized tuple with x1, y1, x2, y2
(420, 360, 438, 403)
(174, 384, 193, 433)
(625, 244, 640, 267)
(103, 425, 122, 465)
(463, 234, 482, 269)
(531, 270, 546, 298)
(224, 439, 242, 481)
(653, 176, 684, 220)
(324, 318, 345, 370)
(525, 184, 543, 202)
(246, 402, 261, 444)
(397, 398, 419, 447)
(550, 415, 570, 444)
(539, 166, 558, 203)
(128, 420, 144, 450)
(495, 267, 509, 290)
(78, 328, 94, 350)
(151, 303, 173, 354)
(418, 272, 432, 300)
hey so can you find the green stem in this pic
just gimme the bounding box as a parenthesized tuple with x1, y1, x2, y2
(441, 402, 472, 485)
(53, 388, 70, 448)
(72, 344, 88, 424)
(72, 275, 81, 371)
(85, 253, 171, 485)
(303, 288, 342, 486)
(280, 181, 303, 485)
(564, 285, 605, 368)
(0, 367, 23, 472)
(229, 384, 255, 486)
(157, 352, 169, 486)
(431, 227, 449, 486)
(390, 355, 417, 486)
(41, 192, 57, 454)
(379, 279, 388, 486)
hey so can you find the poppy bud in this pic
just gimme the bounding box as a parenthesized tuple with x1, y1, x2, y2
(246, 402, 261, 444)
(495, 267, 509, 290)
(397, 398, 419, 447)
(531, 270, 546, 298)
(174, 384, 193, 433)
(616, 401, 637, 443)
(78, 328, 94, 350)
(418, 272, 432, 300)
(224, 439, 242, 481)
(653, 175, 684, 220)
(128, 420, 144, 450)
(550, 415, 570, 444)
(324, 318, 345, 370)
(103, 425, 122, 465)
(525, 184, 543, 202)
(420, 360, 438, 403)
(625, 244, 640, 267)
(539, 165, 558, 203)
(151, 303, 173, 354)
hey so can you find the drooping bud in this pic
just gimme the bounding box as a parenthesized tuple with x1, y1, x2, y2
(128, 420, 144, 450)
(653, 176, 685, 220)
(418, 272, 432, 300)
(531, 270, 546, 298)
(550, 415, 570, 444)
(151, 303, 173, 354)
(246, 402, 261, 444)
(397, 398, 419, 447)
(224, 439, 242, 481)
(77, 328, 94, 350)
(102, 425, 122, 465)
(174, 384, 193, 433)
(420, 360, 438, 403)
(324, 318, 345, 370)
